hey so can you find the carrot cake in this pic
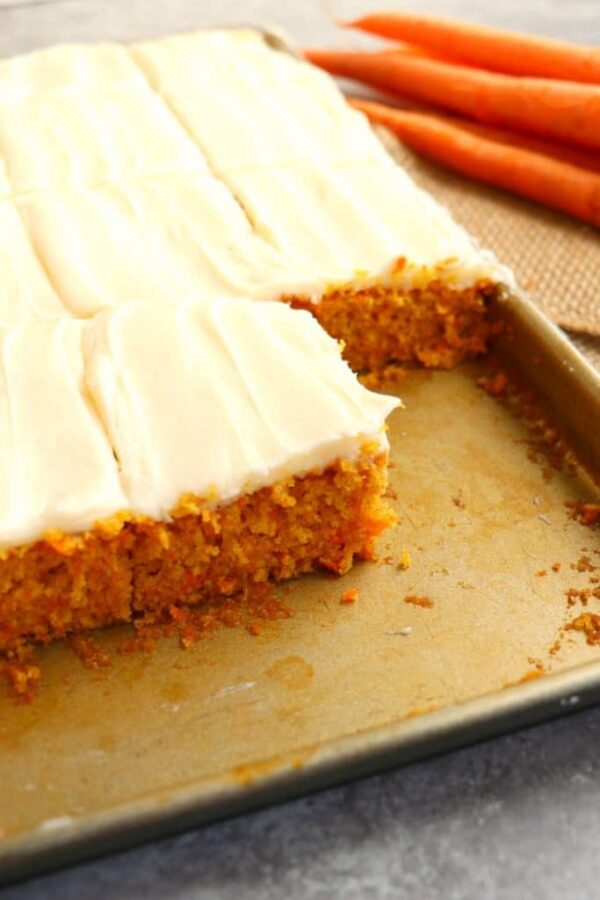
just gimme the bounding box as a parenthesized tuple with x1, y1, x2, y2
(0, 299, 398, 653)
(0, 28, 512, 369)
(0, 27, 514, 654)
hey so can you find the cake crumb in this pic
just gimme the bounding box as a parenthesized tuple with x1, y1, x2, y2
(477, 371, 508, 398)
(551, 562, 561, 573)
(505, 668, 544, 688)
(68, 634, 111, 670)
(536, 570, 547, 577)
(571, 555, 596, 573)
(452, 490, 465, 509)
(404, 595, 433, 608)
(359, 364, 406, 392)
(341, 588, 359, 605)
(397, 548, 411, 571)
(406, 703, 440, 718)
(567, 585, 600, 607)
(549, 638, 562, 656)
(566, 501, 600, 528)
(0, 659, 41, 702)
(567, 613, 600, 645)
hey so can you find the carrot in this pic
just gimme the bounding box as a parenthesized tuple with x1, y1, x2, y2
(350, 99, 600, 228)
(377, 105, 600, 173)
(345, 12, 600, 84)
(305, 47, 600, 152)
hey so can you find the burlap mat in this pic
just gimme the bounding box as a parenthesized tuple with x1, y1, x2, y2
(380, 131, 600, 369)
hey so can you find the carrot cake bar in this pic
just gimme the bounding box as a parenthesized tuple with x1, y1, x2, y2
(0, 28, 512, 369)
(0, 299, 398, 653)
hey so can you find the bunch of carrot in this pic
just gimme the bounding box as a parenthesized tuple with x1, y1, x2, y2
(305, 12, 600, 228)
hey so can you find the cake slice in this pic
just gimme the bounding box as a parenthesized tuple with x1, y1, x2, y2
(0, 299, 398, 653)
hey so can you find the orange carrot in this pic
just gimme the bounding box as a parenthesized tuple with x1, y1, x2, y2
(306, 47, 600, 152)
(349, 89, 600, 172)
(350, 98, 600, 227)
(391, 109, 600, 173)
(345, 12, 600, 84)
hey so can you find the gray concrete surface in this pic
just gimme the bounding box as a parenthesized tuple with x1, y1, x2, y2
(2, 0, 600, 897)
(6, 708, 600, 900)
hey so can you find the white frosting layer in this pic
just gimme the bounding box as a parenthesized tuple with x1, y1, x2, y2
(225, 160, 502, 290)
(0, 319, 127, 548)
(0, 43, 144, 104)
(0, 88, 207, 195)
(0, 300, 398, 548)
(0, 200, 66, 325)
(0, 28, 509, 329)
(16, 173, 319, 317)
(132, 30, 391, 173)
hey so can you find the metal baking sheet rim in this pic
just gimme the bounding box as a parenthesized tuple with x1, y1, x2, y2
(3, 659, 600, 887)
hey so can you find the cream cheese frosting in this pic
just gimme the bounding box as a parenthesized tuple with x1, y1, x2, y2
(0, 300, 398, 549)
(0, 27, 510, 329)
(131, 30, 392, 173)
(224, 161, 504, 290)
(15, 173, 320, 316)
(0, 200, 67, 325)
(0, 88, 207, 196)
(0, 42, 145, 104)
(0, 318, 127, 549)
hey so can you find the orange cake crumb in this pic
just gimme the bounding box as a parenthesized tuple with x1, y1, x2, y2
(397, 548, 412, 571)
(404, 595, 433, 608)
(0, 645, 41, 702)
(567, 613, 600, 646)
(477, 370, 509, 398)
(68, 634, 111, 670)
(505, 668, 545, 688)
(566, 501, 600, 528)
(340, 588, 359, 604)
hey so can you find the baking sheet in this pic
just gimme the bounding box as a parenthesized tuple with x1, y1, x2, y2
(1, 341, 599, 885)
(1, 24, 600, 889)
